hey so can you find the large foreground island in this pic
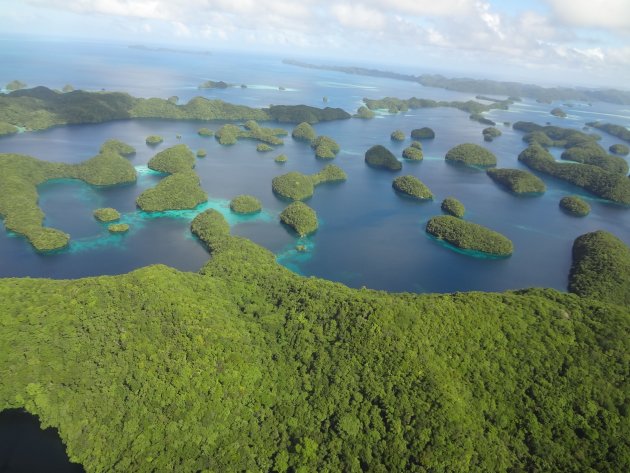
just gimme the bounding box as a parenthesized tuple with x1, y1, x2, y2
(0, 211, 628, 472)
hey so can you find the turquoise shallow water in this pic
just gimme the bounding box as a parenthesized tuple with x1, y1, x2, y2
(0, 38, 628, 293)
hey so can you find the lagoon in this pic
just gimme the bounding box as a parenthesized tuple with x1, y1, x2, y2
(0, 38, 628, 293)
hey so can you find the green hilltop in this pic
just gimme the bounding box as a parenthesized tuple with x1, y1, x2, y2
(0, 211, 628, 472)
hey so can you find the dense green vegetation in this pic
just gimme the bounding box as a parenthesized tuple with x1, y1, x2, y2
(267, 105, 351, 124)
(107, 223, 129, 233)
(559, 196, 590, 217)
(0, 143, 136, 251)
(215, 124, 240, 145)
(311, 136, 340, 159)
(482, 127, 502, 142)
(365, 145, 402, 171)
(257, 143, 273, 152)
(513, 121, 600, 149)
(550, 107, 567, 118)
(561, 142, 629, 175)
(215, 121, 286, 146)
(0, 87, 350, 131)
(569, 230, 630, 306)
(198, 127, 214, 137)
(0, 121, 19, 136)
(426, 215, 513, 256)
(100, 139, 135, 157)
(402, 146, 423, 161)
(354, 106, 375, 119)
(244, 120, 288, 145)
(410, 128, 435, 140)
(6, 80, 26, 91)
(410, 141, 422, 149)
(364, 97, 511, 116)
(291, 122, 316, 142)
(230, 195, 262, 214)
(272, 172, 315, 201)
(62, 84, 74, 93)
(280, 201, 318, 236)
(272, 165, 347, 200)
(441, 197, 465, 218)
(486, 168, 546, 194)
(392, 175, 433, 199)
(136, 171, 207, 211)
(145, 135, 163, 145)
(196, 149, 207, 158)
(285, 59, 630, 104)
(93, 208, 121, 222)
(517, 144, 630, 204)
(0, 207, 629, 471)
(587, 121, 630, 142)
(148, 144, 195, 174)
(391, 130, 405, 141)
(310, 164, 347, 185)
(199, 80, 229, 89)
(609, 143, 629, 155)
(274, 154, 287, 163)
(445, 143, 497, 167)
(469, 113, 496, 126)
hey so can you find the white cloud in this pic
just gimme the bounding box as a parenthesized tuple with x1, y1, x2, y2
(546, 0, 630, 31)
(331, 4, 386, 31)
(13, 0, 630, 86)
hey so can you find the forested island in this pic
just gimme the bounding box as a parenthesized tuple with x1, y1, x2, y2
(365, 145, 402, 170)
(0, 140, 136, 251)
(486, 168, 546, 194)
(559, 195, 590, 217)
(441, 197, 465, 218)
(426, 215, 513, 256)
(587, 121, 630, 142)
(363, 96, 510, 116)
(445, 143, 497, 167)
(392, 175, 433, 200)
(517, 144, 630, 204)
(569, 230, 630, 306)
(0, 87, 350, 131)
(93, 207, 121, 222)
(230, 195, 262, 214)
(272, 164, 347, 200)
(136, 171, 207, 211)
(280, 201, 318, 236)
(284, 59, 630, 105)
(0, 204, 628, 471)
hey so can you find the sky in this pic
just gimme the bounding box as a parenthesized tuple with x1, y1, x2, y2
(2, 0, 630, 88)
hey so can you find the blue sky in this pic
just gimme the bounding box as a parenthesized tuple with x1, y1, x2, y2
(2, 0, 629, 88)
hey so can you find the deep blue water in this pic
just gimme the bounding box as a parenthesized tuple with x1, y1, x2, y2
(0, 38, 628, 293)
(0, 409, 84, 472)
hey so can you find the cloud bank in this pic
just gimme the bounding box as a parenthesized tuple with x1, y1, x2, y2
(7, 0, 630, 87)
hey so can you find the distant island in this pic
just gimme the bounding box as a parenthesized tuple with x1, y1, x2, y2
(0, 86, 351, 132)
(283, 59, 630, 105)
(199, 80, 230, 89)
(129, 44, 212, 56)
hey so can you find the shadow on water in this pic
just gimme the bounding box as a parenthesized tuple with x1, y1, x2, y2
(0, 409, 84, 473)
